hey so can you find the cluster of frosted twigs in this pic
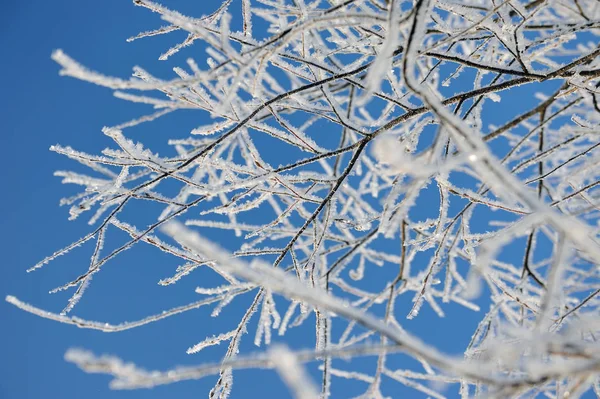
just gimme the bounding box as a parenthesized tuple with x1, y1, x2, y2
(8, 0, 600, 397)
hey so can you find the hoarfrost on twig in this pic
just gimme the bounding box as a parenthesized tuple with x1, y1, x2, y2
(8, 0, 600, 397)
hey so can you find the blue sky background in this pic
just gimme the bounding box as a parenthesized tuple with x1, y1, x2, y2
(1, 1, 593, 398)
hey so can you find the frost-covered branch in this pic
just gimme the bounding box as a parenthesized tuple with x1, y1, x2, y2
(8, 0, 600, 397)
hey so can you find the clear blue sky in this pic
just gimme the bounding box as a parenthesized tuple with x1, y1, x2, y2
(1, 1, 586, 399)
